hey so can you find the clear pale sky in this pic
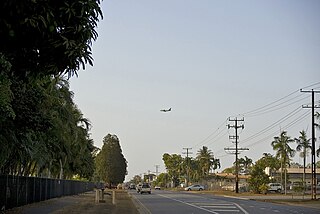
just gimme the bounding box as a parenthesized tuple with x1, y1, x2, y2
(70, 0, 320, 181)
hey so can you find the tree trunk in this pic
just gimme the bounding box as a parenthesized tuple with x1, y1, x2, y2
(59, 159, 63, 179)
(303, 149, 306, 192)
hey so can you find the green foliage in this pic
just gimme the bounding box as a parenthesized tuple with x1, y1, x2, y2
(0, 76, 96, 179)
(237, 156, 253, 174)
(196, 146, 221, 179)
(0, 0, 102, 180)
(292, 182, 304, 193)
(162, 148, 220, 185)
(0, 54, 14, 123)
(248, 163, 270, 194)
(259, 183, 269, 195)
(129, 175, 142, 185)
(222, 167, 235, 174)
(154, 173, 170, 187)
(162, 153, 184, 186)
(95, 134, 127, 186)
(0, 0, 103, 78)
(256, 153, 280, 170)
(271, 131, 295, 167)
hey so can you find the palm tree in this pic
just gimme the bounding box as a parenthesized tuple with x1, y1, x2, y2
(295, 130, 311, 190)
(196, 146, 220, 179)
(238, 156, 253, 174)
(271, 131, 295, 194)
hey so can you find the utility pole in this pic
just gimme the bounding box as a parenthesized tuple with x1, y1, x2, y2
(155, 165, 160, 176)
(301, 89, 320, 200)
(183, 148, 192, 186)
(225, 117, 247, 193)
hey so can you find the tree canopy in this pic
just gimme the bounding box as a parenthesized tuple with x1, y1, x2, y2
(0, 0, 103, 78)
(0, 0, 102, 181)
(95, 134, 127, 186)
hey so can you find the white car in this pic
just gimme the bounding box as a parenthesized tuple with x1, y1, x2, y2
(267, 183, 282, 193)
(184, 184, 204, 191)
(154, 186, 161, 190)
(140, 183, 151, 194)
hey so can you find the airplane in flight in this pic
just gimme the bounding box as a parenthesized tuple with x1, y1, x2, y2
(160, 108, 171, 112)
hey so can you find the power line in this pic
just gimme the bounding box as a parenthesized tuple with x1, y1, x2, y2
(240, 82, 320, 117)
(245, 95, 308, 117)
(243, 110, 310, 149)
(241, 106, 303, 144)
(192, 119, 228, 148)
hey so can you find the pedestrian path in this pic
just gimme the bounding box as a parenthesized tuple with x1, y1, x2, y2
(4, 190, 138, 214)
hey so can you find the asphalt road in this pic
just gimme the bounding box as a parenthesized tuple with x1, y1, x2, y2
(130, 190, 320, 214)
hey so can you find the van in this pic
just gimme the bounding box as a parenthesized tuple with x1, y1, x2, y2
(267, 183, 282, 193)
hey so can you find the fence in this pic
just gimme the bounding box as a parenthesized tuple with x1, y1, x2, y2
(0, 174, 103, 210)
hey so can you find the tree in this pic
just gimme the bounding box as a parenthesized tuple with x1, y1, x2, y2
(295, 130, 311, 189)
(154, 173, 170, 188)
(95, 134, 127, 187)
(0, 0, 103, 78)
(130, 175, 142, 185)
(0, 75, 96, 179)
(0, 0, 102, 180)
(238, 156, 253, 174)
(162, 153, 184, 187)
(271, 131, 295, 192)
(257, 153, 280, 171)
(248, 162, 270, 194)
(196, 146, 220, 179)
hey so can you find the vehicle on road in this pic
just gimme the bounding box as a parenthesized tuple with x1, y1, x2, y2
(267, 183, 282, 192)
(154, 186, 161, 190)
(129, 183, 136, 190)
(184, 184, 204, 191)
(136, 183, 142, 193)
(140, 183, 151, 194)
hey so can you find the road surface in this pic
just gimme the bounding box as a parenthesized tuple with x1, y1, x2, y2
(130, 190, 320, 214)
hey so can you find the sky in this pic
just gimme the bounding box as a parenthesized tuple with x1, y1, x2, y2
(70, 0, 320, 181)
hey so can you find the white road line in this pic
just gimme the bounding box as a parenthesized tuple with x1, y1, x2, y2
(209, 210, 240, 212)
(192, 203, 235, 206)
(201, 205, 237, 209)
(233, 203, 249, 214)
(223, 195, 250, 200)
(158, 194, 219, 214)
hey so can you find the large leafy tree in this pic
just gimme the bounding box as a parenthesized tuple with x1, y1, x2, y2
(0, 75, 96, 179)
(95, 134, 127, 187)
(295, 130, 311, 188)
(248, 162, 270, 194)
(162, 153, 184, 187)
(0, 0, 102, 180)
(0, 0, 103, 78)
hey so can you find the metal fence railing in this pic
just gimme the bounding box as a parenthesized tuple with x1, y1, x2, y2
(0, 174, 103, 210)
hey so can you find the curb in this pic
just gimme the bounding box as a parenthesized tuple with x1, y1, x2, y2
(222, 195, 250, 200)
(129, 193, 151, 214)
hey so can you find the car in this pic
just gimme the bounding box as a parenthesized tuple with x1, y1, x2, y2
(140, 183, 151, 194)
(136, 183, 142, 193)
(129, 183, 136, 190)
(267, 183, 282, 193)
(154, 186, 161, 190)
(184, 184, 204, 191)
